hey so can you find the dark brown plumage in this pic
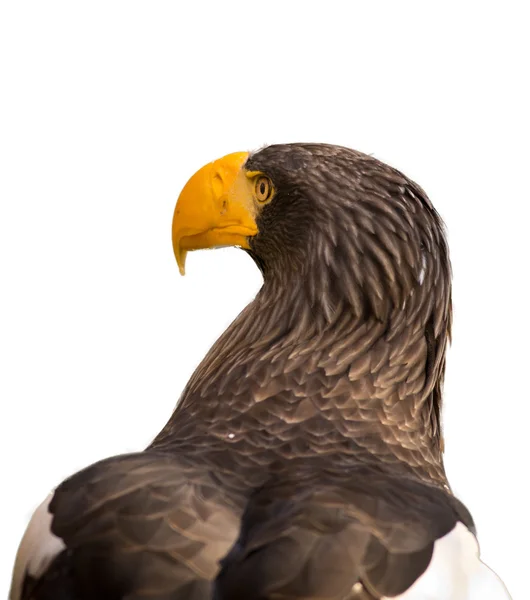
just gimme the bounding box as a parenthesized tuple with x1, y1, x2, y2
(156, 144, 451, 485)
(12, 143, 475, 600)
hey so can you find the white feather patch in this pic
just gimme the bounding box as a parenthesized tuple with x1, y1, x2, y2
(384, 522, 511, 599)
(418, 252, 427, 285)
(9, 493, 66, 600)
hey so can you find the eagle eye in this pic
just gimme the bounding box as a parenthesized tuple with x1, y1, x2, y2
(254, 176, 274, 203)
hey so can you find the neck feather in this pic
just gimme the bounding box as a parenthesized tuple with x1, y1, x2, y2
(153, 243, 451, 485)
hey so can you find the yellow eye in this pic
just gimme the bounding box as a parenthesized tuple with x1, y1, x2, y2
(254, 176, 273, 203)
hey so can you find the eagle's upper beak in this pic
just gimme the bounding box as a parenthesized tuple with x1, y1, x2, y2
(172, 152, 258, 275)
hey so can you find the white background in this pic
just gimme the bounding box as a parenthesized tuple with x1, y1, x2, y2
(1, 2, 528, 598)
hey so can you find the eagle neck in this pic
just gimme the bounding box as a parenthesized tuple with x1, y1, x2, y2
(152, 268, 448, 486)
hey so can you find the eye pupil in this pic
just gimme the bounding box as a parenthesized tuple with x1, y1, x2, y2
(260, 182, 266, 195)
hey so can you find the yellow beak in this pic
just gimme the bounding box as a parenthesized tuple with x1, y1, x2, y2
(172, 152, 258, 275)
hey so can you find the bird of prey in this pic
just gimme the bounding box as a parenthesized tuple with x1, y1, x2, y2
(10, 144, 510, 599)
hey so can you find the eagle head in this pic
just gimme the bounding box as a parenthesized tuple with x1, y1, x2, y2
(172, 143, 450, 325)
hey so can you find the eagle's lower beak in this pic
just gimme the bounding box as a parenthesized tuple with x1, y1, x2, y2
(172, 152, 258, 275)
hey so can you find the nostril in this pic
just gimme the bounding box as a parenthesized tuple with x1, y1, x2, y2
(212, 172, 223, 198)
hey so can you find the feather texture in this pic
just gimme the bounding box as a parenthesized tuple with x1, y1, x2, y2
(11, 144, 509, 599)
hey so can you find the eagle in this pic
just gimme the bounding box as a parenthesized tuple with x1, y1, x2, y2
(10, 144, 510, 599)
